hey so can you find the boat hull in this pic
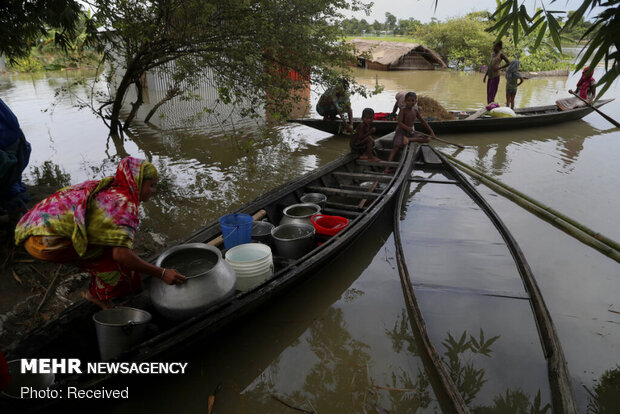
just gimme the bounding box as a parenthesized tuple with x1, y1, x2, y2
(290, 99, 614, 135)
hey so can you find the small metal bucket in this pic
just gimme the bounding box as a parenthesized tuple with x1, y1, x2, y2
(2, 360, 55, 399)
(93, 307, 152, 361)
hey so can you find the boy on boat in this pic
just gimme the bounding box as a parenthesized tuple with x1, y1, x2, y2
(350, 108, 379, 161)
(505, 59, 526, 109)
(389, 91, 409, 118)
(386, 92, 435, 171)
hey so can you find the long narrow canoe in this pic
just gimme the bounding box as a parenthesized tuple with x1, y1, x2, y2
(392, 144, 577, 413)
(2, 138, 415, 412)
(290, 99, 613, 135)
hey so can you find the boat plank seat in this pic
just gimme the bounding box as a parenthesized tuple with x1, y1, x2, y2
(340, 184, 384, 192)
(356, 159, 400, 168)
(332, 171, 393, 182)
(306, 186, 380, 199)
(325, 201, 364, 212)
(421, 146, 443, 165)
(322, 208, 361, 218)
(409, 177, 459, 184)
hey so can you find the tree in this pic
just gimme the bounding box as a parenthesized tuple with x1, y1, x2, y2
(372, 19, 384, 33)
(395, 18, 421, 36)
(77, 0, 368, 135)
(486, 0, 619, 98)
(0, 0, 96, 62)
(414, 14, 495, 70)
(385, 12, 397, 32)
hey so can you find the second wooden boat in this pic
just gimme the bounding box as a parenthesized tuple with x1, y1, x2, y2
(392, 145, 577, 413)
(290, 99, 613, 135)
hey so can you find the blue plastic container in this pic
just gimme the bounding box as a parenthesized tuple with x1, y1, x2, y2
(219, 213, 253, 249)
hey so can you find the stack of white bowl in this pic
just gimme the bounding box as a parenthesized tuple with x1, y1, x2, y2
(225, 243, 274, 291)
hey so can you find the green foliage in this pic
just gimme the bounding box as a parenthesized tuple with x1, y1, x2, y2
(82, 0, 373, 134)
(30, 161, 72, 188)
(6, 10, 102, 72)
(488, 0, 619, 99)
(9, 55, 44, 72)
(0, 0, 97, 63)
(586, 365, 620, 414)
(414, 14, 496, 70)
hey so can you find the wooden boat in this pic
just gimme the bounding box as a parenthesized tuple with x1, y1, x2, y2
(290, 99, 613, 135)
(2, 138, 415, 411)
(392, 145, 577, 413)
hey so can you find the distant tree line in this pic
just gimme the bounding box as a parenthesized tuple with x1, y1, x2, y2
(343, 10, 596, 72)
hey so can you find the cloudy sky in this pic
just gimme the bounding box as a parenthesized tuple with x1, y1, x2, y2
(345, 0, 600, 23)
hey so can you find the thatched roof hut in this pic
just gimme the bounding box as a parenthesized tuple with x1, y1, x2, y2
(350, 39, 446, 71)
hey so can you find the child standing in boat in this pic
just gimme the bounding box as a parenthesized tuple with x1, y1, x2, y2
(505, 59, 526, 109)
(386, 92, 435, 171)
(350, 108, 379, 161)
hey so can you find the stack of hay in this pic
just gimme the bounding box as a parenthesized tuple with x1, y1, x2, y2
(417, 96, 455, 121)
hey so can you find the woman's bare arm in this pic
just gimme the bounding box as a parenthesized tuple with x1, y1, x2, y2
(112, 247, 186, 284)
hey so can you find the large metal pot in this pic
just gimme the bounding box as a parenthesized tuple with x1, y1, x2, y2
(280, 203, 321, 226)
(271, 223, 315, 259)
(150, 243, 236, 320)
(300, 193, 327, 209)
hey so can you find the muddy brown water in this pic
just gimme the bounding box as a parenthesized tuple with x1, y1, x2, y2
(1, 67, 618, 412)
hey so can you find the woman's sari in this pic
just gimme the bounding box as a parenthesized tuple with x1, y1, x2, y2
(577, 67, 595, 99)
(15, 157, 158, 301)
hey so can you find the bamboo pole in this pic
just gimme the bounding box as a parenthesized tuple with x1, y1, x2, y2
(207, 209, 267, 247)
(442, 152, 620, 253)
(441, 154, 620, 263)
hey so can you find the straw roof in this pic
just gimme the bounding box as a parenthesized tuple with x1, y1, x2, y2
(350, 39, 446, 68)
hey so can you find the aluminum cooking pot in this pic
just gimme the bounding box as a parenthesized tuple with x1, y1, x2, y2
(280, 203, 321, 226)
(150, 243, 235, 320)
(271, 223, 315, 259)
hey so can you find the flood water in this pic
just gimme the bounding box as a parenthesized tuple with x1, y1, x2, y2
(1, 66, 619, 412)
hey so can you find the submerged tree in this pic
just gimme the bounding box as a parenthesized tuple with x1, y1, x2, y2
(76, 0, 369, 136)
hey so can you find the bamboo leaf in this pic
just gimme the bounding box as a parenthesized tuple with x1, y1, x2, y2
(513, 13, 519, 44)
(486, 10, 516, 32)
(533, 21, 547, 50)
(546, 13, 562, 52)
(490, 0, 514, 19)
(526, 16, 545, 35)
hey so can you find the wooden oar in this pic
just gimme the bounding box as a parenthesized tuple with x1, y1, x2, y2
(568, 90, 620, 128)
(416, 131, 465, 149)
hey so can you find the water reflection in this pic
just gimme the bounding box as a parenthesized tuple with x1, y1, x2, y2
(387, 310, 550, 413)
(585, 365, 620, 414)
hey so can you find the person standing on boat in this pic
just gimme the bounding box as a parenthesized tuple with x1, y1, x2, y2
(574, 66, 596, 101)
(505, 59, 526, 109)
(14, 157, 186, 309)
(483, 41, 510, 104)
(386, 92, 434, 172)
(316, 79, 354, 132)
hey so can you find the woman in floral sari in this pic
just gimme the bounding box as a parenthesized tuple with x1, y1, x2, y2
(15, 157, 185, 309)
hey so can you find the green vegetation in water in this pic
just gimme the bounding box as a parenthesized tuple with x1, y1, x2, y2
(7, 11, 101, 73)
(586, 365, 620, 414)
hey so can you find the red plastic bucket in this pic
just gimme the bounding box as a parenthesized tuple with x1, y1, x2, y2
(311, 214, 349, 236)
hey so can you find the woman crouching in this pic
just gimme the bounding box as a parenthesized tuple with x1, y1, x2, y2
(14, 157, 186, 309)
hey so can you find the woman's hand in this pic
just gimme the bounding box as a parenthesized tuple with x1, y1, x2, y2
(161, 268, 186, 285)
(370, 127, 376, 134)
